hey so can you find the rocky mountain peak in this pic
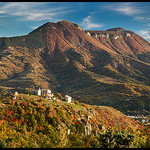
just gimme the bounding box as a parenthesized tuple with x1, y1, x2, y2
(0, 20, 150, 116)
(106, 27, 125, 32)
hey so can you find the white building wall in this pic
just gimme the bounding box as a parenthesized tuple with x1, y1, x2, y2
(14, 92, 18, 96)
(38, 89, 42, 96)
(65, 95, 72, 103)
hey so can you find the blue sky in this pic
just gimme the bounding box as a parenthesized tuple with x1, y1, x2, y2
(0, 2, 150, 42)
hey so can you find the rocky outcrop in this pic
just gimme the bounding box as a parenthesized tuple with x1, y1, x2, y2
(88, 28, 150, 55)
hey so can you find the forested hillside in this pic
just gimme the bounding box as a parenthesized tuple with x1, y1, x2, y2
(0, 93, 149, 148)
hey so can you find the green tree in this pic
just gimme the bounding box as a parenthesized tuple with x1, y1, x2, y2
(21, 123, 27, 134)
(74, 101, 79, 105)
(67, 133, 85, 148)
(114, 130, 134, 148)
(75, 122, 85, 134)
(0, 140, 7, 148)
(39, 113, 45, 126)
(99, 128, 116, 148)
(30, 114, 37, 132)
(47, 116, 60, 128)
(85, 134, 100, 148)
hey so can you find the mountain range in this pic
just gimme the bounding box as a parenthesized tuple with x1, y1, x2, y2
(0, 20, 150, 114)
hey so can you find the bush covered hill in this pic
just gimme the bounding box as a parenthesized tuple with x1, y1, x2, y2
(0, 20, 150, 115)
(0, 93, 150, 148)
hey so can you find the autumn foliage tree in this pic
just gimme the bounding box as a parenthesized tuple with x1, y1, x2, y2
(56, 93, 63, 100)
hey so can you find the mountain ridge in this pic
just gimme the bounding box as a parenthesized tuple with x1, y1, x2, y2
(0, 20, 150, 115)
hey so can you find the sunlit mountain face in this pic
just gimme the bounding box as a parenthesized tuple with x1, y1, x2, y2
(0, 20, 150, 114)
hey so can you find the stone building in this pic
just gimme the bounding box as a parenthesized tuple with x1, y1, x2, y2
(41, 89, 52, 96)
(31, 88, 42, 96)
(14, 91, 18, 96)
(65, 95, 72, 103)
(85, 122, 92, 135)
(31, 88, 52, 97)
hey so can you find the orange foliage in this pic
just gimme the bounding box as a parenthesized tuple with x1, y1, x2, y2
(38, 125, 43, 131)
(0, 120, 5, 125)
(70, 114, 74, 120)
(12, 101, 15, 106)
(5, 110, 11, 115)
(75, 121, 79, 125)
(37, 103, 42, 108)
(40, 106, 46, 111)
(23, 102, 27, 106)
(48, 106, 53, 112)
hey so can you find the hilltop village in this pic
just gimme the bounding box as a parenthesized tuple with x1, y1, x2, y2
(13, 88, 72, 103)
(10, 88, 100, 136)
(9, 87, 149, 130)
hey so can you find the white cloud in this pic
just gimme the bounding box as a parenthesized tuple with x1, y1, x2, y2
(103, 2, 143, 16)
(0, 2, 68, 21)
(146, 23, 150, 27)
(134, 16, 145, 20)
(28, 26, 39, 30)
(138, 29, 150, 39)
(134, 16, 150, 22)
(82, 15, 104, 29)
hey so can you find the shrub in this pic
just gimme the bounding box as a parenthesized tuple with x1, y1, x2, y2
(56, 93, 63, 100)
(47, 116, 60, 127)
(74, 101, 79, 105)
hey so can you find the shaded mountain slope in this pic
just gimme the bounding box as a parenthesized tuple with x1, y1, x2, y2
(0, 20, 150, 114)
